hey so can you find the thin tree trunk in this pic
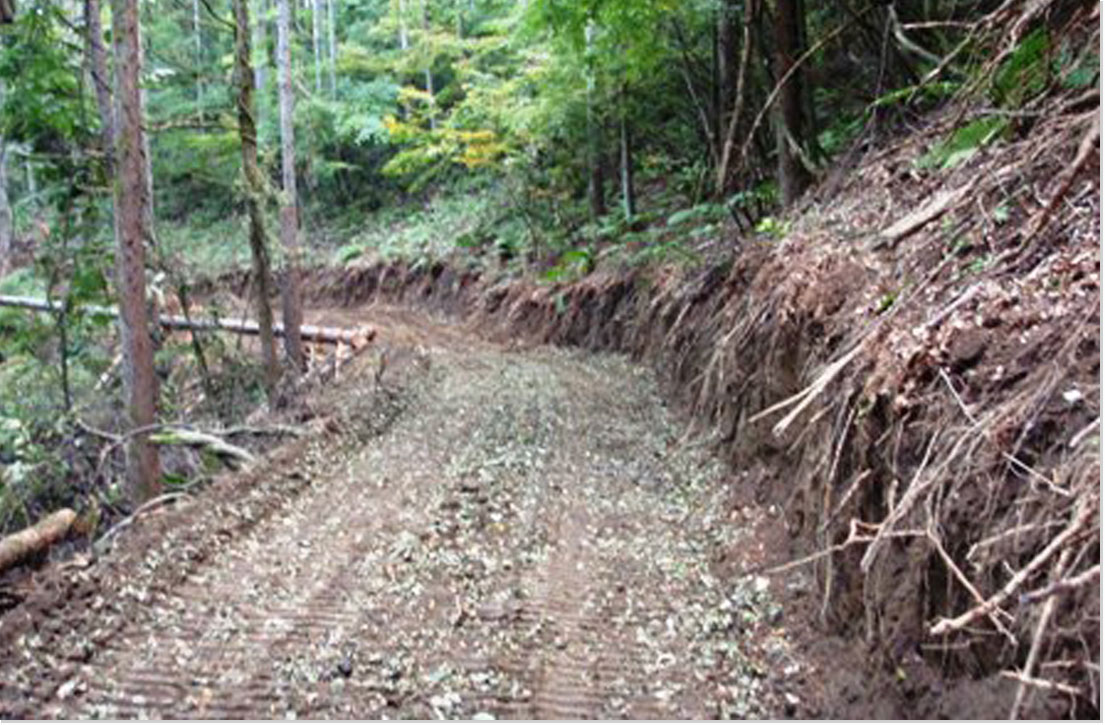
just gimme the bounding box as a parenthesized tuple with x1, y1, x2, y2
(111, 0, 161, 503)
(234, 0, 280, 401)
(0, 142, 10, 279)
(397, 0, 408, 50)
(619, 85, 635, 222)
(585, 20, 604, 220)
(311, 0, 322, 93)
(715, 0, 756, 195)
(85, 0, 115, 175)
(193, 0, 203, 110)
(717, 0, 736, 138)
(421, 0, 434, 129)
(253, 0, 268, 97)
(276, 0, 305, 369)
(326, 0, 336, 95)
(25, 158, 35, 201)
(669, 18, 720, 169)
(773, 0, 810, 206)
(0, 294, 375, 348)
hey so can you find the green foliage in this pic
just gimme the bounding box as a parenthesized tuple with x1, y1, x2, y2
(992, 27, 1049, 107)
(543, 247, 593, 282)
(754, 216, 789, 239)
(666, 202, 725, 228)
(0, 0, 90, 148)
(869, 81, 961, 111)
(917, 116, 1009, 170)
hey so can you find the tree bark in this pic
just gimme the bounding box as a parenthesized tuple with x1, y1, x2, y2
(84, 0, 115, 176)
(397, 0, 408, 50)
(717, 0, 736, 139)
(715, 0, 755, 196)
(193, 0, 203, 110)
(584, 20, 605, 220)
(0, 295, 376, 347)
(619, 86, 635, 222)
(0, 509, 77, 574)
(326, 0, 336, 95)
(253, 0, 268, 97)
(311, 0, 322, 93)
(773, 0, 810, 206)
(111, 0, 161, 503)
(233, 0, 281, 401)
(0, 141, 10, 279)
(276, 0, 306, 370)
(420, 0, 435, 129)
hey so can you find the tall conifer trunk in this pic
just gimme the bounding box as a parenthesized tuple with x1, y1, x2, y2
(234, 0, 280, 400)
(326, 0, 336, 95)
(85, 0, 115, 175)
(773, 0, 810, 206)
(311, 0, 322, 93)
(276, 0, 306, 370)
(0, 141, 10, 279)
(111, 0, 161, 502)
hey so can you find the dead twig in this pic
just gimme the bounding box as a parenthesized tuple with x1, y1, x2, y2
(1010, 547, 1076, 717)
(761, 518, 924, 576)
(1001, 670, 1083, 698)
(92, 492, 192, 558)
(930, 497, 1096, 637)
(1019, 564, 1100, 605)
(926, 525, 1016, 644)
(1025, 111, 1100, 240)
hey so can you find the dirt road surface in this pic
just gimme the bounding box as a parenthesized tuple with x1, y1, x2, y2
(0, 306, 809, 719)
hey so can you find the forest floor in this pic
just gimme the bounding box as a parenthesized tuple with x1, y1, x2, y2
(0, 303, 854, 719)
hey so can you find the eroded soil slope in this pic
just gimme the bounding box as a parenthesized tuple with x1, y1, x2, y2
(0, 307, 808, 719)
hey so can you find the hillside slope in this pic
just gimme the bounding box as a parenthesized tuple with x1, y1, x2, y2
(300, 9, 1100, 715)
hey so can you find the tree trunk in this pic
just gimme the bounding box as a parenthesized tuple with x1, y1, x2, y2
(397, 0, 408, 50)
(619, 86, 635, 222)
(0, 142, 10, 279)
(234, 0, 281, 402)
(0, 294, 376, 348)
(193, 0, 203, 110)
(326, 0, 336, 95)
(25, 156, 36, 202)
(276, 0, 306, 369)
(253, 0, 268, 98)
(0, 509, 77, 574)
(421, 0, 435, 129)
(773, 0, 810, 206)
(311, 0, 322, 93)
(717, 0, 736, 139)
(111, 0, 161, 503)
(85, 0, 115, 175)
(584, 20, 605, 220)
(715, 0, 756, 196)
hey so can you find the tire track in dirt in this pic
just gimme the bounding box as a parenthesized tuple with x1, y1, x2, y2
(3, 308, 800, 719)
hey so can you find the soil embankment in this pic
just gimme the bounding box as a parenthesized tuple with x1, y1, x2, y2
(292, 94, 1099, 718)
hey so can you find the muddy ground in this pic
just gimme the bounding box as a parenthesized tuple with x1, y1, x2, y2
(0, 305, 862, 719)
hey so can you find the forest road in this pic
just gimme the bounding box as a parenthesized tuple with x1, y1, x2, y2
(2, 305, 802, 719)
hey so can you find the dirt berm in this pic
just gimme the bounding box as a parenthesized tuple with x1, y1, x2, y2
(295, 64, 1100, 718)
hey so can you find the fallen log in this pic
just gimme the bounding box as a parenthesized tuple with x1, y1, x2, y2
(0, 295, 375, 348)
(0, 509, 77, 574)
(147, 427, 256, 467)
